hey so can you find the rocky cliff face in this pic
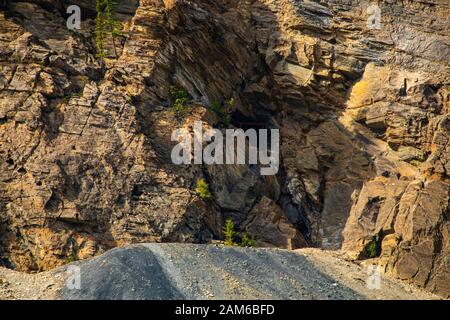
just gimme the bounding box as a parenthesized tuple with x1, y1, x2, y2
(0, 0, 448, 297)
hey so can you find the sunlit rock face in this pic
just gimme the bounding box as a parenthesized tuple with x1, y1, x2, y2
(0, 0, 448, 297)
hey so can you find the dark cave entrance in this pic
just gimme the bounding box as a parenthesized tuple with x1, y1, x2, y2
(231, 110, 267, 131)
(229, 109, 275, 149)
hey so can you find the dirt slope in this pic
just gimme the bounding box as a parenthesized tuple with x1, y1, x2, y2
(0, 244, 440, 300)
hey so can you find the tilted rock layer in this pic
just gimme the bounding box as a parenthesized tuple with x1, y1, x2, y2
(0, 0, 448, 297)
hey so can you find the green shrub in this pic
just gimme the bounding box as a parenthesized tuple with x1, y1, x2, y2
(225, 98, 235, 108)
(65, 254, 77, 264)
(170, 86, 190, 118)
(239, 234, 256, 248)
(95, 0, 107, 61)
(211, 98, 233, 127)
(95, 0, 122, 62)
(195, 178, 212, 200)
(363, 238, 379, 258)
(170, 86, 188, 100)
(105, 0, 122, 58)
(223, 218, 256, 247)
(172, 99, 190, 117)
(223, 218, 236, 246)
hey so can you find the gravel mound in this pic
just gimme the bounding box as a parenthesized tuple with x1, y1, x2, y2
(54, 244, 438, 300)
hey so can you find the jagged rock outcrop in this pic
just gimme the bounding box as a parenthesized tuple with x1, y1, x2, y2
(343, 178, 449, 296)
(243, 196, 307, 249)
(339, 4, 450, 296)
(0, 0, 448, 297)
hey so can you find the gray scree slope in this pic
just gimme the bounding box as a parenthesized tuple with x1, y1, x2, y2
(56, 244, 439, 300)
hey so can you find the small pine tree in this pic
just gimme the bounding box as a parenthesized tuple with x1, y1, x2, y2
(195, 178, 212, 200)
(170, 86, 190, 118)
(95, 0, 108, 65)
(239, 234, 256, 248)
(223, 218, 236, 246)
(104, 0, 122, 58)
(95, 0, 122, 64)
(225, 98, 235, 109)
(363, 237, 379, 258)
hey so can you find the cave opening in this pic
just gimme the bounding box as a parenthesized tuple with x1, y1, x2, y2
(230, 110, 267, 131)
(228, 108, 278, 152)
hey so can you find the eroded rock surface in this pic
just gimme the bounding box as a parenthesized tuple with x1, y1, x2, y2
(0, 0, 448, 297)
